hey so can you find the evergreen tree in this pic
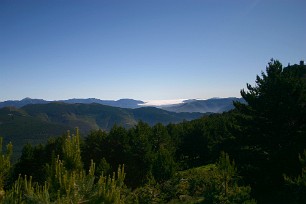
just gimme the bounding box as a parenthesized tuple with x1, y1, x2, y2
(126, 121, 153, 187)
(233, 59, 306, 201)
(13, 144, 47, 184)
(152, 148, 177, 182)
(81, 129, 108, 170)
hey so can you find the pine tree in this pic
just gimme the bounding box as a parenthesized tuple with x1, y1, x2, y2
(0, 137, 12, 202)
(233, 59, 306, 200)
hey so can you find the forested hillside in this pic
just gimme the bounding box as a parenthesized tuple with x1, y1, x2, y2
(0, 60, 306, 203)
(0, 104, 202, 159)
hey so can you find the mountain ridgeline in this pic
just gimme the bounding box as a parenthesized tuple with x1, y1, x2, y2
(0, 97, 244, 113)
(0, 98, 144, 109)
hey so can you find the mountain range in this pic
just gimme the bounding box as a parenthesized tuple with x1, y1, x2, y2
(0, 97, 144, 109)
(0, 97, 244, 113)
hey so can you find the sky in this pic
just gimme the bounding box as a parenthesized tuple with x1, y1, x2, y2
(1, 0, 305, 102)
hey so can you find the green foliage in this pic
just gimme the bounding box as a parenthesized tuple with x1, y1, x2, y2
(62, 129, 83, 171)
(152, 148, 177, 182)
(3, 175, 50, 203)
(97, 157, 111, 176)
(12, 143, 47, 184)
(81, 129, 109, 172)
(233, 59, 306, 201)
(0, 137, 13, 201)
(126, 121, 154, 187)
(210, 152, 255, 204)
(151, 123, 173, 153)
(174, 113, 234, 169)
(158, 153, 255, 204)
(216, 152, 237, 199)
(2, 130, 126, 203)
(129, 181, 162, 204)
(284, 150, 306, 203)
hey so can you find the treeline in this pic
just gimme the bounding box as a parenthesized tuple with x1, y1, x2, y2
(1, 59, 306, 203)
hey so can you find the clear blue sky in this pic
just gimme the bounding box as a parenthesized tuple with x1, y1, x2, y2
(1, 0, 305, 101)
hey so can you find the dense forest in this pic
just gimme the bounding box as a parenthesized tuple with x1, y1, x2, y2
(1, 60, 306, 203)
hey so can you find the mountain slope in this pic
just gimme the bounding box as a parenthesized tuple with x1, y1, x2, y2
(61, 98, 144, 109)
(0, 106, 71, 160)
(131, 107, 203, 125)
(21, 103, 203, 130)
(0, 103, 203, 159)
(21, 102, 137, 131)
(162, 97, 245, 113)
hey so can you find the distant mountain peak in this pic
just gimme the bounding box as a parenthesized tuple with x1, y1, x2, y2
(22, 97, 32, 100)
(183, 99, 197, 103)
